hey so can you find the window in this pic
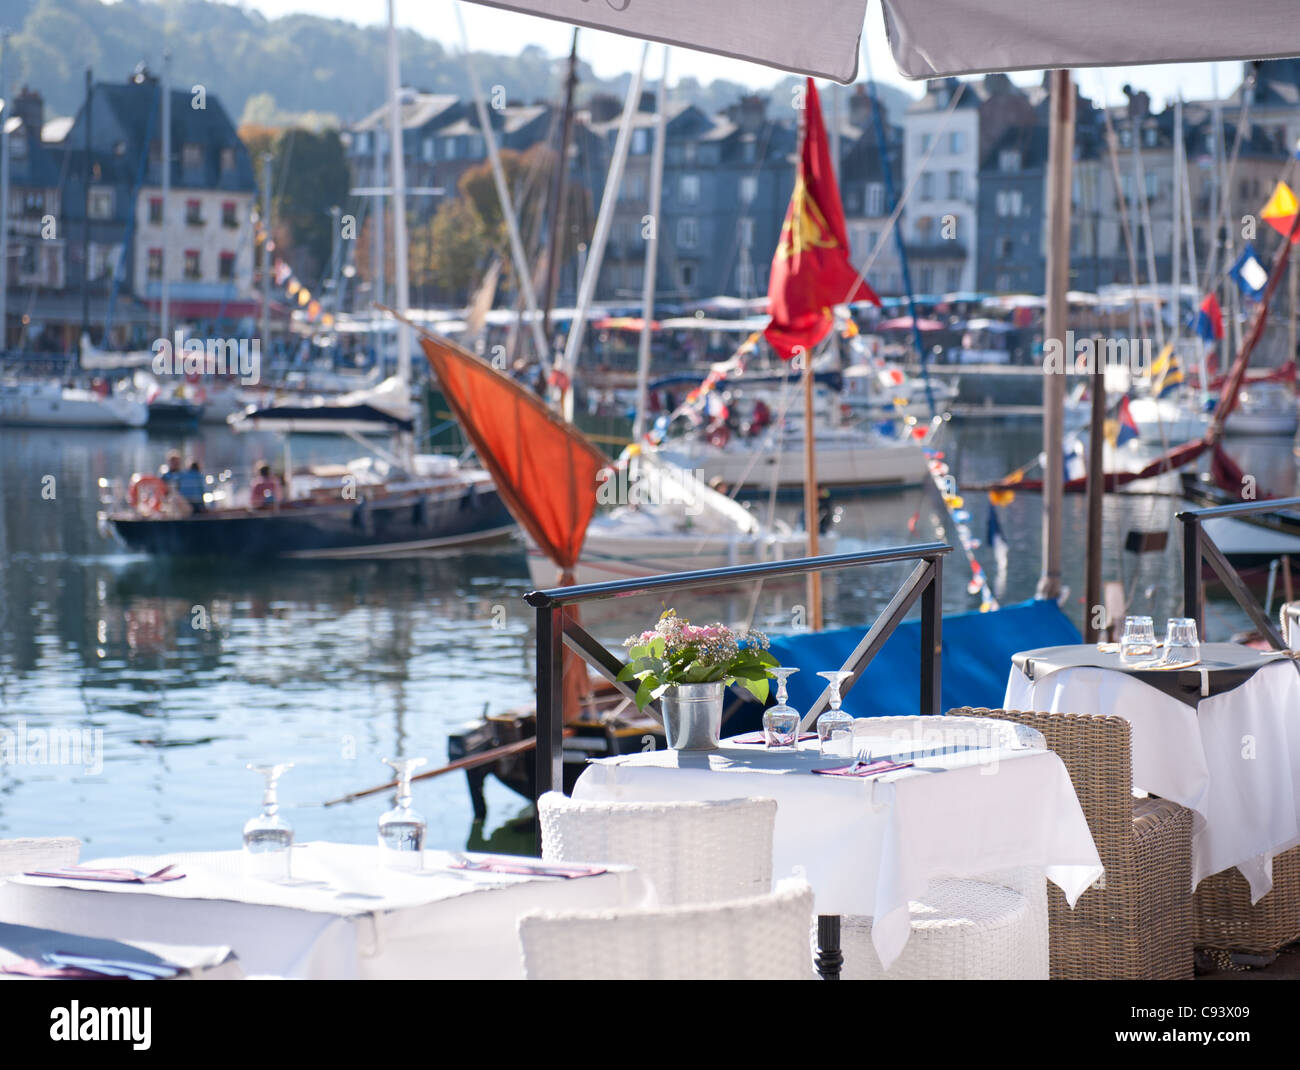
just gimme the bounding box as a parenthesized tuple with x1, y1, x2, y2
(918, 266, 934, 291)
(148, 197, 163, 225)
(680, 174, 700, 204)
(19, 191, 44, 218)
(422, 137, 434, 162)
(88, 188, 113, 220)
(222, 201, 238, 228)
(996, 189, 1023, 217)
(997, 236, 1015, 258)
(919, 133, 932, 154)
(219, 251, 235, 280)
(1145, 173, 1160, 199)
(947, 171, 963, 199)
(739, 175, 758, 204)
(677, 217, 699, 249)
(738, 217, 754, 247)
(622, 171, 646, 201)
(948, 131, 964, 154)
(355, 131, 370, 155)
(184, 249, 201, 280)
(1143, 127, 1158, 148)
(147, 248, 162, 280)
(999, 149, 1021, 173)
(946, 267, 962, 290)
(920, 171, 935, 200)
(678, 262, 696, 289)
(631, 129, 649, 155)
(441, 137, 458, 160)
(866, 183, 884, 216)
(181, 144, 202, 170)
(220, 147, 236, 174)
(742, 140, 756, 164)
(914, 216, 934, 243)
(185, 199, 203, 226)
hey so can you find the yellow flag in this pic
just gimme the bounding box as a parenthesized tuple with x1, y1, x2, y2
(1261, 181, 1300, 242)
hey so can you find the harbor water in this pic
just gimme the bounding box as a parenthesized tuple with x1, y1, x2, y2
(0, 420, 1294, 857)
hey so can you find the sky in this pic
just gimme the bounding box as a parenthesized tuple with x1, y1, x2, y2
(235, 0, 1250, 107)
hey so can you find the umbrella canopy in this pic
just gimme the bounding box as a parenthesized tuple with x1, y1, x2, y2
(465, 0, 1300, 81)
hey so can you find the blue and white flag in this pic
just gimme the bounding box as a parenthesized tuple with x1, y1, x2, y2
(1229, 244, 1269, 301)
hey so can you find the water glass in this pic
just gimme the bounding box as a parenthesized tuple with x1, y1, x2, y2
(1120, 615, 1156, 665)
(243, 762, 294, 881)
(815, 670, 854, 757)
(1162, 618, 1201, 666)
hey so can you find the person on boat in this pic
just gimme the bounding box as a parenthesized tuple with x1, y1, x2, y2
(160, 451, 184, 491)
(749, 398, 772, 436)
(249, 462, 280, 508)
(177, 461, 206, 514)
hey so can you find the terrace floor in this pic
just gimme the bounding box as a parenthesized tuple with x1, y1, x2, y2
(1197, 942, 1300, 979)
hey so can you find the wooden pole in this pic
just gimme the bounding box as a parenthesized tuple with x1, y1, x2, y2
(1084, 347, 1105, 642)
(803, 349, 823, 630)
(1038, 69, 1075, 601)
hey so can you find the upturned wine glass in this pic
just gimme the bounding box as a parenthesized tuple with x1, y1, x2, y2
(1162, 618, 1201, 667)
(763, 667, 801, 748)
(243, 762, 294, 881)
(816, 671, 855, 757)
(378, 757, 428, 870)
(1120, 615, 1156, 665)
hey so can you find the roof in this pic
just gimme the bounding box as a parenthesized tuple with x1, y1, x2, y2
(352, 93, 461, 133)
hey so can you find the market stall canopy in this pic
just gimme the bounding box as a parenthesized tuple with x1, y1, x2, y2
(464, 0, 1300, 81)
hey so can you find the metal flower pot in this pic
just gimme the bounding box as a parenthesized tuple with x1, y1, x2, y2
(661, 682, 724, 750)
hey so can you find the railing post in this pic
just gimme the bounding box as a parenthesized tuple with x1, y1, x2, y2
(534, 602, 564, 850)
(920, 554, 943, 715)
(1182, 516, 1203, 635)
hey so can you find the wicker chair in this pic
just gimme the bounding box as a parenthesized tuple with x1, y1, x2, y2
(1193, 846, 1300, 955)
(0, 837, 81, 876)
(539, 792, 776, 906)
(953, 706, 1195, 979)
(519, 878, 814, 980)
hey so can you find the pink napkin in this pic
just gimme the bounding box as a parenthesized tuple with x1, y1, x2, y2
(1, 958, 118, 980)
(23, 865, 185, 884)
(449, 857, 607, 879)
(730, 731, 818, 745)
(813, 759, 914, 778)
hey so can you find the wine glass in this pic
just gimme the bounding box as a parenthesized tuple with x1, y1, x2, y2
(1162, 618, 1201, 667)
(1120, 615, 1156, 665)
(243, 762, 294, 881)
(378, 757, 428, 870)
(816, 671, 855, 757)
(762, 667, 801, 748)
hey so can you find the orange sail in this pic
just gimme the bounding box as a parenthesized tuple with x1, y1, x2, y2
(420, 334, 607, 578)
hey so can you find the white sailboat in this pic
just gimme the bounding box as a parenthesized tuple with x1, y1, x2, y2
(0, 379, 148, 428)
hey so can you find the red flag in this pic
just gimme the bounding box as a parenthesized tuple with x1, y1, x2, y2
(765, 78, 880, 361)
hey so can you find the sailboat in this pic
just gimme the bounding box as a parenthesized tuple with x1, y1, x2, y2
(0, 378, 148, 428)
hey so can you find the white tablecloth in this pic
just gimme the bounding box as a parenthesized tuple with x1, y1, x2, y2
(0, 842, 650, 979)
(1006, 656, 1300, 899)
(574, 739, 1102, 969)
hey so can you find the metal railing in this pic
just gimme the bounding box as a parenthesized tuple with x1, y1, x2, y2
(1178, 496, 1300, 650)
(523, 542, 953, 801)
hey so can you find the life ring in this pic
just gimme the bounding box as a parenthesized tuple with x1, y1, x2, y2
(128, 474, 169, 513)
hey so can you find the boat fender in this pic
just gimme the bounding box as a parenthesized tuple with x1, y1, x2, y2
(127, 474, 169, 513)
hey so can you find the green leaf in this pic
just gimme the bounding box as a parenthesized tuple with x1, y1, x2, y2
(735, 675, 770, 704)
(634, 676, 659, 712)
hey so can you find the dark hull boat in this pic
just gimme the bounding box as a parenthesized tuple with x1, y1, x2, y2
(107, 464, 516, 559)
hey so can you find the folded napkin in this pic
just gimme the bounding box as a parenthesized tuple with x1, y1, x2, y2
(23, 865, 184, 884)
(729, 731, 818, 745)
(2, 957, 121, 980)
(813, 759, 914, 778)
(448, 857, 606, 879)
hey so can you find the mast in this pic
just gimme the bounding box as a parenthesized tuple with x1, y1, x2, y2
(1171, 95, 1183, 350)
(1037, 68, 1074, 603)
(541, 30, 579, 348)
(386, 0, 411, 390)
(632, 46, 669, 441)
(160, 51, 171, 348)
(81, 68, 92, 359)
(0, 32, 11, 355)
(1131, 105, 1164, 349)
(260, 153, 271, 359)
(558, 45, 647, 421)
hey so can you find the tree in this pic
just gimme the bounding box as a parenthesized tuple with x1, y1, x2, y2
(424, 197, 490, 303)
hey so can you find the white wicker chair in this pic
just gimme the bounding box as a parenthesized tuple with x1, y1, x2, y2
(539, 792, 777, 906)
(839, 715, 1049, 979)
(0, 837, 81, 876)
(519, 878, 815, 980)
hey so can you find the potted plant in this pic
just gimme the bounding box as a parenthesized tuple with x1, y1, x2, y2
(617, 609, 778, 750)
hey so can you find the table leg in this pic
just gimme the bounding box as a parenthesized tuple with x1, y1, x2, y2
(815, 914, 842, 980)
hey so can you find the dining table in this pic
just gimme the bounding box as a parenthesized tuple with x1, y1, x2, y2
(1006, 642, 1300, 899)
(0, 842, 651, 979)
(573, 732, 1103, 976)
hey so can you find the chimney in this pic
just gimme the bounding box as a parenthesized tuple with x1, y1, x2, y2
(1122, 85, 1150, 120)
(587, 93, 622, 123)
(737, 94, 766, 133)
(11, 87, 42, 133)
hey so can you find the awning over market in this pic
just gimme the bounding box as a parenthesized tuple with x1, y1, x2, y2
(465, 0, 1300, 81)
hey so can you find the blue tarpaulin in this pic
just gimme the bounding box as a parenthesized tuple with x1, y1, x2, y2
(766, 599, 1081, 719)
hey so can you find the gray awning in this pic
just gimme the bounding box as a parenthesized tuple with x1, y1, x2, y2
(464, 0, 1300, 82)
